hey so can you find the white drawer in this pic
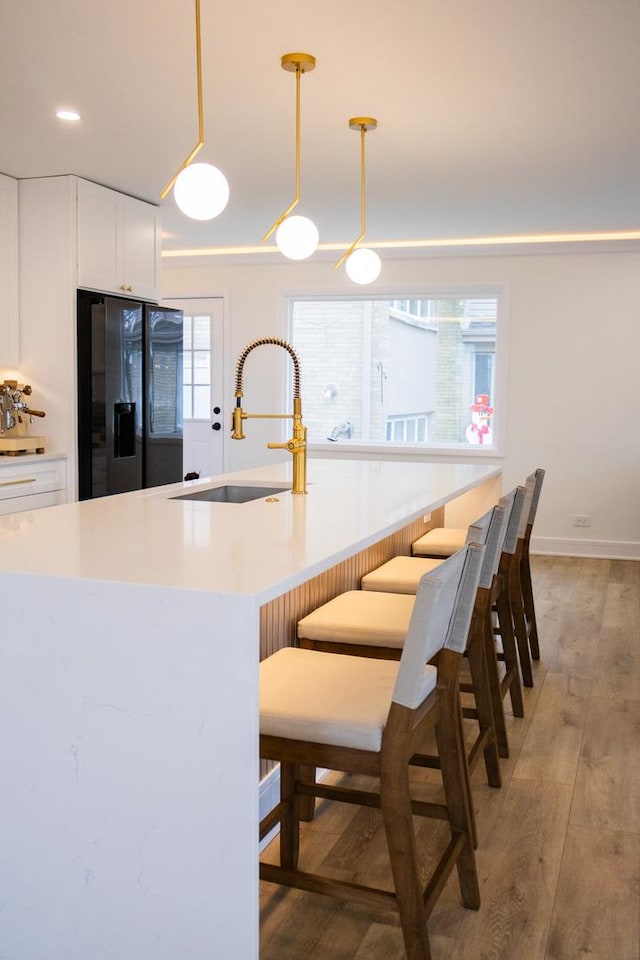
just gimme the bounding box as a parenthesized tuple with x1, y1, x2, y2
(0, 489, 66, 516)
(0, 457, 66, 508)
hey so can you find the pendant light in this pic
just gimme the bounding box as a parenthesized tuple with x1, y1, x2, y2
(160, 0, 229, 221)
(263, 53, 319, 260)
(336, 117, 381, 284)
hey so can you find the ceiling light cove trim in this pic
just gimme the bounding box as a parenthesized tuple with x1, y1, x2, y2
(368, 230, 640, 249)
(161, 230, 640, 258)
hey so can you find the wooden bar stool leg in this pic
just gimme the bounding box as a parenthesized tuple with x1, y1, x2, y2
(495, 578, 524, 717)
(454, 689, 479, 849)
(381, 716, 432, 960)
(279, 762, 301, 870)
(510, 545, 534, 687)
(521, 532, 540, 659)
(434, 660, 481, 911)
(296, 763, 316, 821)
(479, 602, 510, 759)
(464, 612, 502, 786)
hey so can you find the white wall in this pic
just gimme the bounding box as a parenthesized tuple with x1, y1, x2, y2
(163, 247, 640, 559)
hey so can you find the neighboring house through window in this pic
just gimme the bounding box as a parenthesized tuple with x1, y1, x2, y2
(289, 291, 504, 450)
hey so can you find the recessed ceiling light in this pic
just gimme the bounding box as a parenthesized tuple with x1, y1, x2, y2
(56, 109, 81, 122)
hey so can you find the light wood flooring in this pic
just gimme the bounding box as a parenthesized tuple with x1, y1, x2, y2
(260, 556, 640, 959)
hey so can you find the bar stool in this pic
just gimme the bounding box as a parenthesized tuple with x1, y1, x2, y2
(362, 486, 527, 729)
(298, 502, 510, 776)
(495, 470, 544, 686)
(501, 479, 535, 687)
(520, 467, 545, 661)
(260, 543, 485, 960)
(413, 468, 545, 683)
(489, 485, 527, 710)
(410, 477, 536, 563)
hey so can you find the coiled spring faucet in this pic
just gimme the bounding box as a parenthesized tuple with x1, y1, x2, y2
(231, 337, 307, 494)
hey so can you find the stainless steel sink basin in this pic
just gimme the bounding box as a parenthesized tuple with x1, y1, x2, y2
(171, 484, 289, 504)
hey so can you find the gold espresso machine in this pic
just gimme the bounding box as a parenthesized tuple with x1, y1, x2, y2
(0, 380, 46, 455)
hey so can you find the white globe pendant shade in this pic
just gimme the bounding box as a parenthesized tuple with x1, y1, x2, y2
(275, 215, 319, 260)
(345, 247, 381, 284)
(173, 162, 230, 221)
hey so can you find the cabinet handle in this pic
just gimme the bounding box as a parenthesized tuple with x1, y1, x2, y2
(0, 477, 37, 488)
(127, 286, 133, 293)
(119, 284, 126, 292)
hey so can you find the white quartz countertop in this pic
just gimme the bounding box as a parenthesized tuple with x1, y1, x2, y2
(0, 458, 500, 601)
(0, 451, 67, 465)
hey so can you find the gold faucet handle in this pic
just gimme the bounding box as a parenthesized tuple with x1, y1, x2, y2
(231, 406, 246, 439)
(266, 440, 293, 451)
(267, 438, 305, 451)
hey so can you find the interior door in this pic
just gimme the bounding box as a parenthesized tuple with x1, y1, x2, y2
(163, 297, 225, 481)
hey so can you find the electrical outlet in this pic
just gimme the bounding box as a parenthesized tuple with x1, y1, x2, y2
(572, 515, 592, 527)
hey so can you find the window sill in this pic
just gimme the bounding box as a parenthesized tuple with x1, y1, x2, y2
(309, 441, 503, 463)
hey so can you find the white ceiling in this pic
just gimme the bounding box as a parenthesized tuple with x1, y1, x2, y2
(2, 0, 639, 253)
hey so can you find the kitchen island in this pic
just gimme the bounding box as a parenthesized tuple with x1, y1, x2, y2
(0, 458, 500, 960)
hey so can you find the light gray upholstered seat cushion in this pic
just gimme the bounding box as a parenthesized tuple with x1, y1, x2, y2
(362, 555, 443, 594)
(412, 527, 466, 557)
(260, 646, 437, 751)
(297, 590, 415, 647)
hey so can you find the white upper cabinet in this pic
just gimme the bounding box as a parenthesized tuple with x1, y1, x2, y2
(0, 174, 19, 366)
(77, 179, 161, 302)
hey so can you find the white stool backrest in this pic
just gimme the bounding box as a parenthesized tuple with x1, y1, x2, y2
(478, 500, 510, 589)
(528, 467, 546, 526)
(392, 542, 485, 710)
(518, 472, 537, 539)
(464, 505, 493, 548)
(466, 501, 509, 590)
(502, 485, 527, 555)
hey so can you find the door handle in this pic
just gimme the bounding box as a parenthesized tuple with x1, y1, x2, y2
(212, 422, 222, 431)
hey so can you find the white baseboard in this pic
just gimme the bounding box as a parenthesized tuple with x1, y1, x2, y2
(259, 765, 329, 853)
(259, 766, 281, 851)
(532, 536, 640, 561)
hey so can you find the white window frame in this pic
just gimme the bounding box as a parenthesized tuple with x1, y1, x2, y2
(182, 311, 212, 421)
(286, 283, 509, 461)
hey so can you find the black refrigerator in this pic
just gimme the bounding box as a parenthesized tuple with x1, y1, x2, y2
(77, 291, 183, 500)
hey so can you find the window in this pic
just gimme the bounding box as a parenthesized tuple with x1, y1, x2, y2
(289, 293, 502, 449)
(386, 413, 430, 442)
(183, 313, 211, 419)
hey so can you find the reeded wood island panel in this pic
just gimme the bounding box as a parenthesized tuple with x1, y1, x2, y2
(259, 509, 443, 657)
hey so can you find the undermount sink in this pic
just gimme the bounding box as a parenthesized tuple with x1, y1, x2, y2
(171, 484, 289, 504)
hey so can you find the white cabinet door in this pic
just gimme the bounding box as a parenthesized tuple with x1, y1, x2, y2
(77, 179, 121, 295)
(77, 179, 161, 301)
(122, 196, 161, 302)
(0, 174, 19, 366)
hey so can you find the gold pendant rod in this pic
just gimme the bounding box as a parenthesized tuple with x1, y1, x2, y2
(361, 123, 366, 239)
(160, 0, 205, 199)
(262, 53, 315, 242)
(262, 65, 302, 241)
(335, 122, 369, 269)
